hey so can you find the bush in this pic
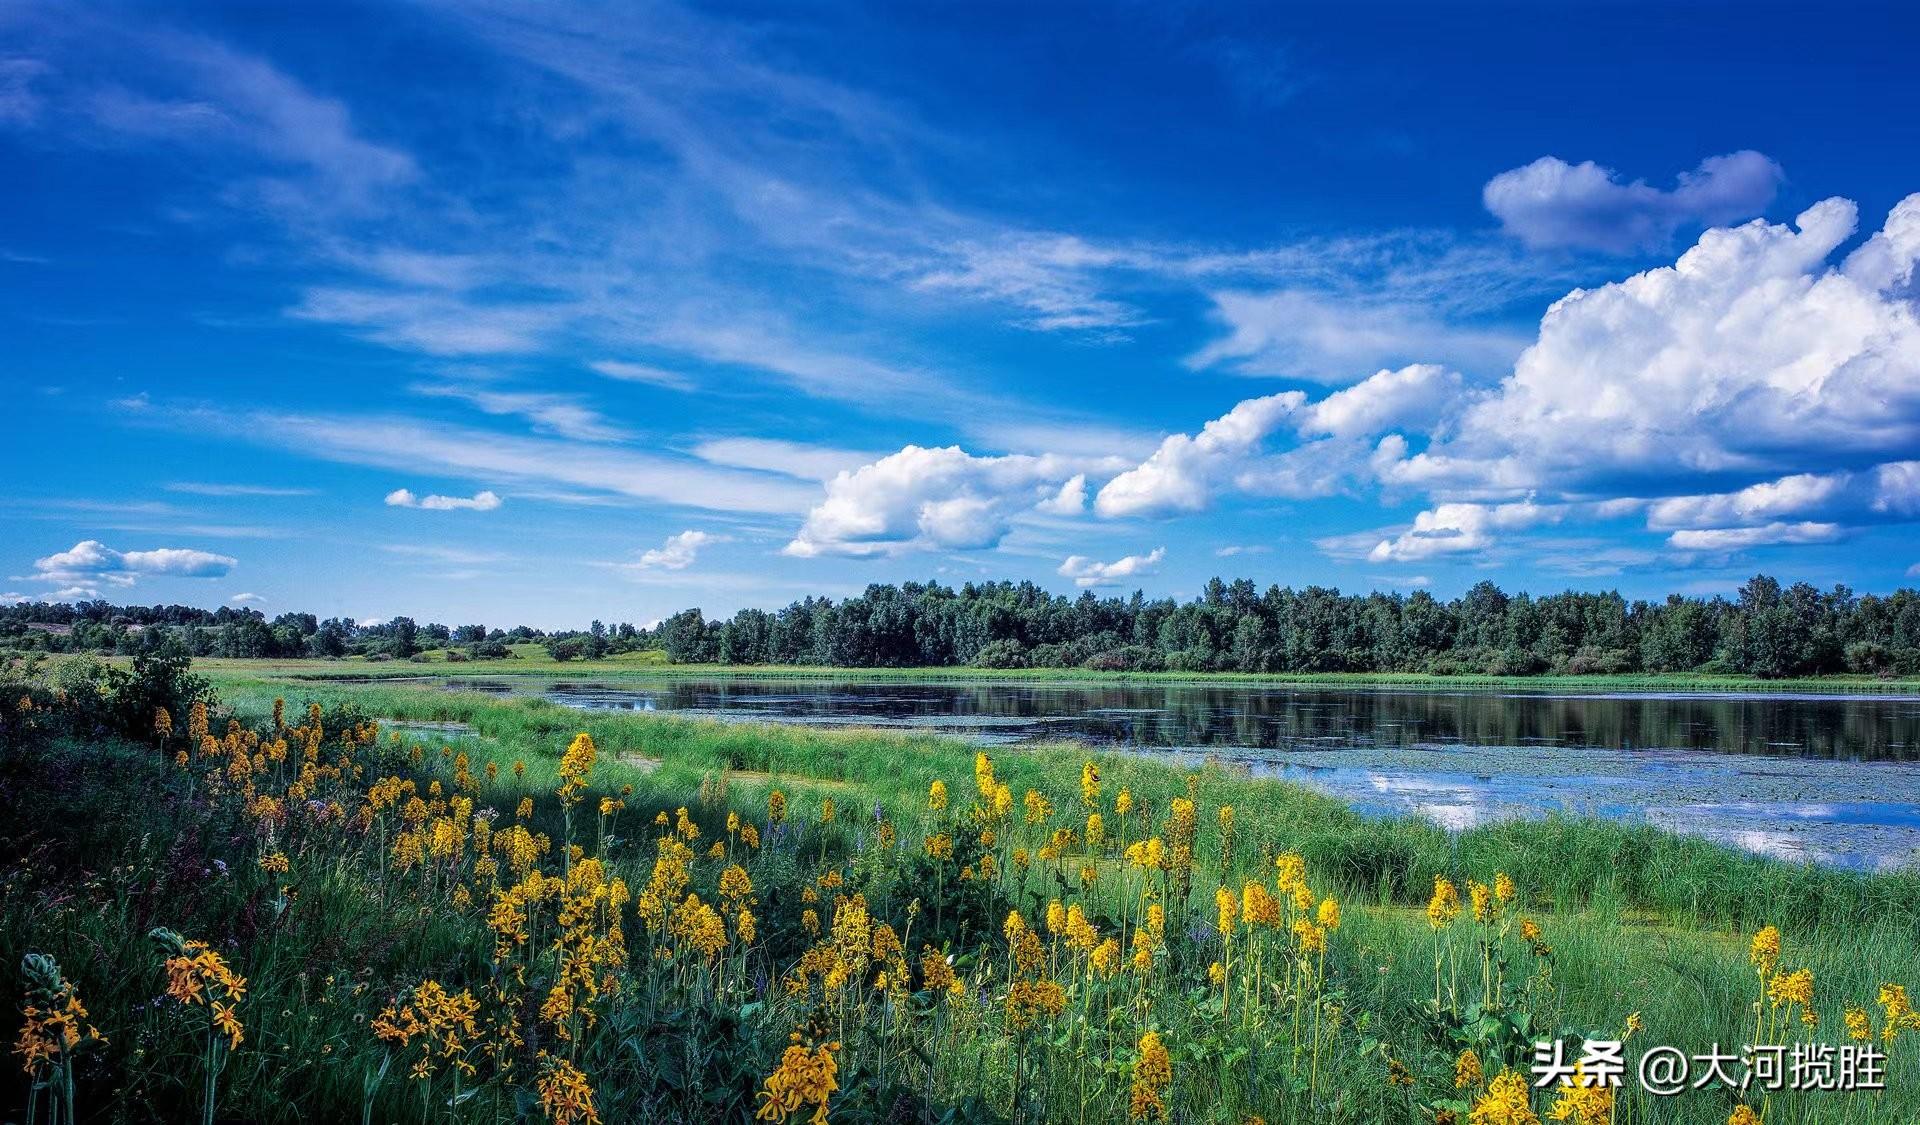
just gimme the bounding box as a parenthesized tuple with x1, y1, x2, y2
(969, 639, 1029, 669)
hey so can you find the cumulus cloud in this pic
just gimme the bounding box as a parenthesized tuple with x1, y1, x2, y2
(1296, 364, 1464, 440)
(785, 446, 1090, 557)
(385, 488, 503, 511)
(1094, 394, 1304, 518)
(1058, 548, 1165, 588)
(1372, 195, 1920, 557)
(1483, 151, 1782, 252)
(29, 540, 236, 587)
(635, 530, 718, 570)
(1364, 501, 1571, 563)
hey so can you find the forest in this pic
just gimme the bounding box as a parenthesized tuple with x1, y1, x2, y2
(7, 573, 1920, 678)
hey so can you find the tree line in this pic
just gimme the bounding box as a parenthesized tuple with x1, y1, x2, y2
(9, 574, 1920, 678)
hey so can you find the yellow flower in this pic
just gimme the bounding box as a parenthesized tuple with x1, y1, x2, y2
(1749, 926, 1781, 977)
(1428, 876, 1462, 929)
(1766, 967, 1814, 1010)
(1455, 1048, 1483, 1089)
(1115, 788, 1135, 817)
(928, 780, 948, 812)
(1545, 1064, 1612, 1124)
(1470, 1069, 1539, 1125)
(1468, 880, 1495, 923)
(755, 1037, 839, 1124)
(1316, 895, 1341, 932)
(1844, 1006, 1872, 1041)
(1727, 1108, 1760, 1125)
(1081, 761, 1100, 809)
(536, 1053, 603, 1125)
(556, 733, 597, 808)
(1493, 872, 1516, 904)
(767, 790, 787, 825)
(1129, 1031, 1172, 1120)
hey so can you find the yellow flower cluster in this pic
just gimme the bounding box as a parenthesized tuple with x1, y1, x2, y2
(755, 1036, 840, 1124)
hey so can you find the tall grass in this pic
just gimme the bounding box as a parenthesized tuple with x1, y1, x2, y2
(0, 669, 1912, 1123)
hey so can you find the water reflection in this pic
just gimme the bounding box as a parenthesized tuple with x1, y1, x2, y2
(430, 677, 1920, 869)
(528, 679, 1920, 761)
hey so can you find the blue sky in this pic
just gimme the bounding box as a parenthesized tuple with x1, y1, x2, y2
(5, 1, 1920, 628)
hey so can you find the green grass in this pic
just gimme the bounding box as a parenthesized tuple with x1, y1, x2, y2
(2, 665, 1916, 1122)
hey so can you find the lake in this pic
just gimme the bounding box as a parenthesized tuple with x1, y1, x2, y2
(444, 677, 1920, 870)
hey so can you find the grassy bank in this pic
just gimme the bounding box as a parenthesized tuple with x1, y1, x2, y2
(1, 666, 1916, 1123)
(195, 656, 1920, 695)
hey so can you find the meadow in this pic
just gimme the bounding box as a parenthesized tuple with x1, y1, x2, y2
(1, 652, 1916, 1124)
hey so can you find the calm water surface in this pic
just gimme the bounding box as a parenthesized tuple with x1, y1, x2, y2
(442, 678, 1920, 870)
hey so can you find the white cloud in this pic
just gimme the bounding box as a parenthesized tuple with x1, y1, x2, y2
(785, 445, 1084, 557)
(1483, 151, 1782, 252)
(1036, 475, 1087, 516)
(411, 383, 628, 442)
(290, 289, 558, 355)
(1379, 195, 1920, 510)
(635, 530, 719, 570)
(1365, 501, 1570, 563)
(230, 592, 264, 604)
(166, 481, 316, 497)
(29, 540, 236, 586)
(1058, 547, 1165, 588)
(589, 360, 695, 392)
(1214, 544, 1271, 557)
(1186, 290, 1528, 381)
(385, 488, 502, 511)
(1094, 394, 1304, 518)
(207, 408, 814, 515)
(691, 437, 883, 482)
(1666, 522, 1845, 552)
(1297, 364, 1464, 439)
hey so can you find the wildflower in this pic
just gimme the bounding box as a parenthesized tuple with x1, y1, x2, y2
(768, 790, 787, 825)
(755, 1036, 839, 1124)
(1470, 1069, 1540, 1125)
(1081, 761, 1100, 808)
(929, 780, 949, 811)
(1767, 967, 1814, 1011)
(1386, 1057, 1415, 1088)
(1845, 1006, 1872, 1041)
(1624, 1011, 1644, 1038)
(1727, 1108, 1760, 1125)
(536, 1053, 603, 1125)
(924, 833, 953, 861)
(1878, 983, 1919, 1042)
(974, 752, 995, 796)
(1005, 978, 1066, 1030)
(1317, 895, 1342, 933)
(719, 865, 754, 903)
(1274, 851, 1305, 892)
(1428, 876, 1462, 929)
(819, 798, 834, 824)
(1469, 880, 1495, 923)
(517, 797, 534, 820)
(1129, 1031, 1172, 1120)
(1455, 1048, 1483, 1088)
(556, 733, 597, 808)
(1024, 789, 1053, 825)
(921, 947, 961, 998)
(1545, 1064, 1612, 1124)
(258, 852, 290, 875)
(13, 954, 103, 1079)
(1086, 812, 1105, 847)
(154, 707, 173, 741)
(1494, 872, 1516, 904)
(1749, 926, 1781, 978)
(1091, 937, 1122, 976)
(1115, 788, 1135, 816)
(1520, 918, 1551, 957)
